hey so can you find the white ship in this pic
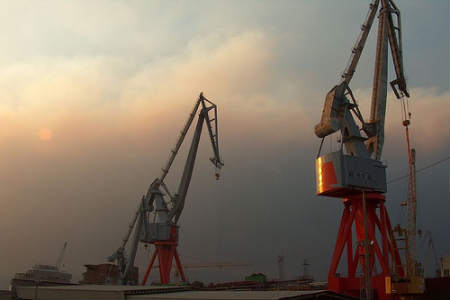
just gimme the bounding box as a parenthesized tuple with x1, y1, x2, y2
(11, 242, 73, 287)
(12, 264, 72, 284)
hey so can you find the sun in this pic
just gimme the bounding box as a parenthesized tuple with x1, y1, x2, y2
(38, 128, 53, 141)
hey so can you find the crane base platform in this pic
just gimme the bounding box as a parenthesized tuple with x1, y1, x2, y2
(328, 193, 404, 300)
(141, 225, 186, 285)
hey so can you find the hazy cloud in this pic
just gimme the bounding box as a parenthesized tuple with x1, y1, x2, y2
(0, 0, 448, 287)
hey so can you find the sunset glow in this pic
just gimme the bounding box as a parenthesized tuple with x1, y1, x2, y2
(0, 0, 448, 289)
(38, 128, 53, 141)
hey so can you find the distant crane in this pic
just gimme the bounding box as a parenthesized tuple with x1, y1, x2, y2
(55, 241, 68, 270)
(301, 259, 311, 280)
(402, 147, 419, 278)
(395, 115, 426, 290)
(313, 0, 412, 298)
(109, 93, 223, 285)
(277, 255, 285, 281)
(419, 230, 440, 277)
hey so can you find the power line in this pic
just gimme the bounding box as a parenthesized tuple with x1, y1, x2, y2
(387, 156, 450, 184)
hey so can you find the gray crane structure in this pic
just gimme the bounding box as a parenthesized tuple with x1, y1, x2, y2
(109, 93, 223, 285)
(55, 241, 68, 270)
(315, 0, 408, 173)
(313, 0, 414, 298)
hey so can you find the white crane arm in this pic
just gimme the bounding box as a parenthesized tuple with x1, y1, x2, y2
(168, 94, 223, 224)
(55, 241, 68, 270)
(341, 0, 380, 86)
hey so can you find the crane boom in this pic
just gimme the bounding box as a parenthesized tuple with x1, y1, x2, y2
(55, 241, 68, 270)
(367, 0, 389, 160)
(340, 0, 380, 86)
(169, 95, 222, 224)
(421, 230, 440, 276)
(407, 148, 417, 276)
(159, 100, 202, 184)
(386, 0, 409, 99)
(366, 0, 410, 159)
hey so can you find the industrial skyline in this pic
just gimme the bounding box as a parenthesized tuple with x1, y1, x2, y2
(0, 0, 448, 288)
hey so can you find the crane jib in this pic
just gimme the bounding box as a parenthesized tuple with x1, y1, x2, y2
(315, 0, 409, 168)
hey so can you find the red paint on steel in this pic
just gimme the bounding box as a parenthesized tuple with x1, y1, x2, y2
(173, 248, 186, 281)
(321, 161, 338, 192)
(141, 225, 186, 285)
(328, 193, 405, 299)
(141, 248, 158, 285)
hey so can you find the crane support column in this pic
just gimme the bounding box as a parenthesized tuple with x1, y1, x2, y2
(328, 194, 404, 299)
(141, 226, 186, 285)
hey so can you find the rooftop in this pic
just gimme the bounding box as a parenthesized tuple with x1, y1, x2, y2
(15, 285, 356, 300)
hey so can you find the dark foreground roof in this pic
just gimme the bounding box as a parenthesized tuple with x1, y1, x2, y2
(16, 285, 357, 300)
(128, 290, 357, 300)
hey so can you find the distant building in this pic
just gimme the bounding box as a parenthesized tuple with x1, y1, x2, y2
(80, 263, 138, 285)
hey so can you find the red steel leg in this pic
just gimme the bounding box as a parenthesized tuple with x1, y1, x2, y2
(327, 193, 404, 299)
(157, 245, 174, 284)
(173, 248, 186, 282)
(142, 248, 159, 285)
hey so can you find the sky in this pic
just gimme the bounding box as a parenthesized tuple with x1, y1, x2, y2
(0, 0, 449, 287)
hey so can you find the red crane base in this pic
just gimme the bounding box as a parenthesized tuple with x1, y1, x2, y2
(328, 193, 404, 300)
(141, 227, 186, 285)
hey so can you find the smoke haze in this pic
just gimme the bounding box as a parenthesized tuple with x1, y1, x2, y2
(0, 0, 448, 287)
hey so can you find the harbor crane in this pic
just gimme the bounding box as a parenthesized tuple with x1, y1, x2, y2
(420, 230, 440, 277)
(109, 93, 223, 285)
(55, 241, 68, 270)
(313, 0, 416, 298)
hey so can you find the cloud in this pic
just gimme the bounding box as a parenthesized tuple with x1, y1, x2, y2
(0, 30, 300, 285)
(351, 87, 450, 154)
(0, 30, 312, 155)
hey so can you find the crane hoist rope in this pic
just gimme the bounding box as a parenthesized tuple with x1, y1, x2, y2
(387, 156, 450, 184)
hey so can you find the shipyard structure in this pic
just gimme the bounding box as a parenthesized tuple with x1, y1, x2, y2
(3, 0, 449, 299)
